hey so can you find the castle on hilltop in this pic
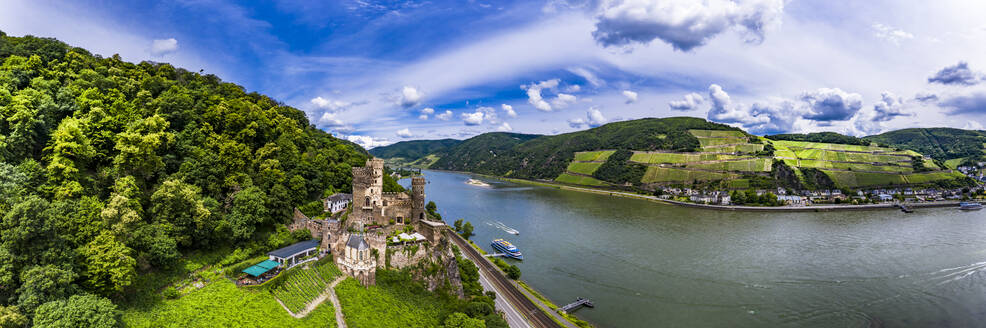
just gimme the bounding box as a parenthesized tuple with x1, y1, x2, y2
(290, 158, 447, 287)
(350, 158, 427, 227)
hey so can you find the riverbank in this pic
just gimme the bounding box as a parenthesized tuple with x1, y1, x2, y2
(451, 171, 965, 212)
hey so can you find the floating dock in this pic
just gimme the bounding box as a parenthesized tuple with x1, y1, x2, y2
(559, 298, 594, 313)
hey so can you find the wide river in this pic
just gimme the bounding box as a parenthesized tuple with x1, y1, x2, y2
(403, 170, 986, 327)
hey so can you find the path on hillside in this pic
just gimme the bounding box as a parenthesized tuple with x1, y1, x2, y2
(327, 276, 347, 328)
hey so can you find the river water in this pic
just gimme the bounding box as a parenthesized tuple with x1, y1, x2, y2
(403, 170, 986, 327)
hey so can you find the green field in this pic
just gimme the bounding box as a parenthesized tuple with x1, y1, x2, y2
(565, 162, 603, 175)
(822, 170, 966, 188)
(796, 159, 912, 173)
(684, 158, 773, 172)
(944, 158, 965, 169)
(122, 277, 338, 328)
(702, 144, 765, 153)
(335, 271, 462, 328)
(772, 140, 886, 152)
(555, 173, 608, 186)
(641, 167, 739, 183)
(573, 150, 616, 162)
(270, 258, 342, 313)
(697, 137, 745, 147)
(687, 130, 746, 138)
(630, 152, 747, 164)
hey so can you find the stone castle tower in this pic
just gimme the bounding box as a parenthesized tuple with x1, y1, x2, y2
(349, 158, 426, 226)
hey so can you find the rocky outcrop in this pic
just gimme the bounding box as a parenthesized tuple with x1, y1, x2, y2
(385, 237, 464, 298)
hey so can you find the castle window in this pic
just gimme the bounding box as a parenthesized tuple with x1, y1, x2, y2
(365, 196, 370, 205)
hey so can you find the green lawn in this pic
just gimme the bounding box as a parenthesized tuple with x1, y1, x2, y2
(641, 167, 738, 183)
(565, 162, 603, 175)
(122, 278, 338, 328)
(555, 173, 608, 186)
(572, 150, 615, 162)
(335, 271, 461, 328)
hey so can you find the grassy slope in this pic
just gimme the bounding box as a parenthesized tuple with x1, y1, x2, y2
(122, 279, 338, 328)
(335, 272, 461, 328)
(121, 251, 338, 328)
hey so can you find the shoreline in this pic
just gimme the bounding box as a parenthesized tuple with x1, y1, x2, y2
(427, 169, 966, 212)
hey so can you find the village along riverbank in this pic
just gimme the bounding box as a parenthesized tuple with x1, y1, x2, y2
(406, 170, 986, 327)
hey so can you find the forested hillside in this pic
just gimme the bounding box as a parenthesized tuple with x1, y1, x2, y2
(0, 31, 366, 324)
(863, 128, 986, 162)
(766, 132, 868, 146)
(368, 138, 461, 161)
(430, 117, 743, 179)
(381, 118, 973, 191)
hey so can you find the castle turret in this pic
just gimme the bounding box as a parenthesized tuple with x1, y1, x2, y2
(352, 158, 385, 225)
(411, 176, 426, 223)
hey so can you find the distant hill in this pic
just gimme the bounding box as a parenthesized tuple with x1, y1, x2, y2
(376, 118, 978, 191)
(429, 132, 541, 172)
(863, 128, 986, 162)
(767, 132, 868, 146)
(431, 117, 743, 180)
(369, 139, 461, 163)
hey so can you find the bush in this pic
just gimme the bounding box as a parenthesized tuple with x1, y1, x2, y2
(162, 286, 180, 299)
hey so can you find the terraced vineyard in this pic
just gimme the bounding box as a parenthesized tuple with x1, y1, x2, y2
(270, 258, 343, 314)
(553, 130, 970, 189)
(554, 151, 614, 186)
(631, 130, 769, 185)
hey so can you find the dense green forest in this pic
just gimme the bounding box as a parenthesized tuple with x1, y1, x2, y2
(429, 132, 541, 172)
(0, 31, 368, 325)
(368, 138, 461, 161)
(864, 128, 986, 161)
(765, 132, 868, 145)
(429, 117, 743, 179)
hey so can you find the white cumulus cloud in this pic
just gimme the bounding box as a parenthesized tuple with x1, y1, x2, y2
(396, 128, 413, 138)
(150, 38, 178, 56)
(461, 111, 484, 125)
(551, 93, 578, 109)
(587, 107, 607, 127)
(872, 23, 914, 45)
(590, 0, 786, 51)
(501, 104, 517, 118)
(310, 96, 351, 112)
(436, 110, 453, 121)
(398, 86, 424, 108)
(669, 92, 704, 111)
(622, 90, 638, 104)
(523, 79, 560, 111)
(497, 122, 513, 132)
(346, 135, 391, 149)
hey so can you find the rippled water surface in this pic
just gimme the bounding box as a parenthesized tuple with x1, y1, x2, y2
(404, 171, 986, 327)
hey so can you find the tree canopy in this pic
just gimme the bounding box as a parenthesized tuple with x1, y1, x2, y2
(0, 31, 367, 323)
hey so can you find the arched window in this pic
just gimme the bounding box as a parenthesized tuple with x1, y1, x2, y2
(419, 213, 424, 221)
(365, 196, 370, 205)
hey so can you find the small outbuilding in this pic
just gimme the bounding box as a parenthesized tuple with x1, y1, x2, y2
(324, 193, 353, 213)
(268, 240, 320, 269)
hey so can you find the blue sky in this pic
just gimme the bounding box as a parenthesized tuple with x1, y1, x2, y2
(3, 0, 986, 148)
